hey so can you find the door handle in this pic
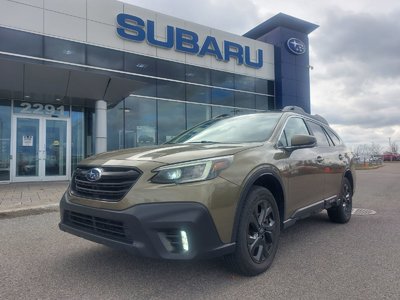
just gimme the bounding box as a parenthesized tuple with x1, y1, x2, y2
(316, 156, 324, 163)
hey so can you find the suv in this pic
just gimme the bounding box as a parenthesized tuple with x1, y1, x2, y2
(59, 106, 355, 276)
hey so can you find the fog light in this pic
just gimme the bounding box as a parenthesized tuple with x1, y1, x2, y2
(180, 230, 189, 252)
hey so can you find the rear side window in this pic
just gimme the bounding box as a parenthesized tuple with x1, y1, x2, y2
(279, 117, 309, 147)
(325, 128, 342, 146)
(306, 121, 331, 147)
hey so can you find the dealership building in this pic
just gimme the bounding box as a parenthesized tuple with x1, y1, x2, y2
(0, 0, 317, 183)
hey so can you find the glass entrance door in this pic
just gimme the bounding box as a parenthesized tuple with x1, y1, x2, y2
(12, 116, 70, 181)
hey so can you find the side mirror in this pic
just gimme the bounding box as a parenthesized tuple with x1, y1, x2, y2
(290, 134, 316, 149)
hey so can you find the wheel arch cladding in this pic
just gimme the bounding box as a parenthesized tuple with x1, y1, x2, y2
(231, 170, 285, 242)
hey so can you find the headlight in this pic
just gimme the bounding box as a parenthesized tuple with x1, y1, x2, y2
(151, 155, 233, 184)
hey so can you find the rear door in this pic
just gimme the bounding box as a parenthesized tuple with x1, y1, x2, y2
(305, 121, 346, 199)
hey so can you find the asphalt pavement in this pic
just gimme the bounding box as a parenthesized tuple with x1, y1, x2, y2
(1, 164, 399, 299)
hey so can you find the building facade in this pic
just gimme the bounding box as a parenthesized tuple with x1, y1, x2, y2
(0, 0, 317, 183)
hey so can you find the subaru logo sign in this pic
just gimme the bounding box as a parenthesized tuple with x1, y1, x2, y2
(86, 168, 103, 182)
(287, 38, 306, 55)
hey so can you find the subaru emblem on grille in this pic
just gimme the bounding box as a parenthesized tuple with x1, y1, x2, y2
(86, 168, 103, 182)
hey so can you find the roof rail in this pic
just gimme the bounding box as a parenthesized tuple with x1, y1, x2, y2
(282, 106, 329, 125)
(282, 106, 306, 114)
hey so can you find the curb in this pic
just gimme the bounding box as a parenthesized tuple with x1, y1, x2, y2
(0, 203, 59, 219)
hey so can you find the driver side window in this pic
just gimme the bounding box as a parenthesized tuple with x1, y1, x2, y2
(279, 117, 309, 147)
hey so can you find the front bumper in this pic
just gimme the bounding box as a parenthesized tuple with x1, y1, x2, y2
(59, 193, 235, 260)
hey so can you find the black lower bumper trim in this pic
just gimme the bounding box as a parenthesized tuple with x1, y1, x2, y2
(59, 194, 235, 260)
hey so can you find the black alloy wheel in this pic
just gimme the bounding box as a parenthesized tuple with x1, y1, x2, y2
(328, 177, 352, 223)
(247, 199, 276, 263)
(224, 186, 280, 276)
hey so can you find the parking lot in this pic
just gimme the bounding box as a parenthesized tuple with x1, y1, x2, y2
(1, 163, 399, 299)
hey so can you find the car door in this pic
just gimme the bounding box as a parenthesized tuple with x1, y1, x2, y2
(305, 121, 346, 200)
(278, 117, 325, 217)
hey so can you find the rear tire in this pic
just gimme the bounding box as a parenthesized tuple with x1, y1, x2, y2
(224, 186, 280, 276)
(327, 177, 352, 223)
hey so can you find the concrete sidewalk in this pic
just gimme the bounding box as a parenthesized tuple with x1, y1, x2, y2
(0, 181, 69, 218)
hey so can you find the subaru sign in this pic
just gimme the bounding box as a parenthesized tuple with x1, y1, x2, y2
(286, 38, 306, 55)
(116, 13, 263, 69)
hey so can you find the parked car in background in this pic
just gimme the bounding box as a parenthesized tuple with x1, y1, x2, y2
(383, 152, 400, 161)
(59, 106, 356, 276)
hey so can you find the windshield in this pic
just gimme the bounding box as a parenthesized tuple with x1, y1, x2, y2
(168, 113, 282, 144)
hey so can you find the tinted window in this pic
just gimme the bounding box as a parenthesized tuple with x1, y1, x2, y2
(158, 101, 185, 143)
(211, 70, 234, 88)
(185, 65, 210, 84)
(157, 60, 185, 81)
(234, 92, 255, 109)
(307, 121, 330, 147)
(87, 45, 123, 71)
(169, 113, 282, 144)
(44, 37, 85, 64)
(279, 117, 309, 147)
(325, 128, 342, 146)
(125, 96, 157, 147)
(212, 88, 234, 107)
(0, 99, 11, 181)
(186, 103, 211, 129)
(107, 101, 124, 151)
(157, 79, 185, 100)
(124, 53, 156, 76)
(186, 85, 211, 104)
(0, 27, 43, 57)
(235, 74, 255, 92)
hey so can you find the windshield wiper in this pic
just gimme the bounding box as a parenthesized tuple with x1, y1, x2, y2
(188, 141, 220, 144)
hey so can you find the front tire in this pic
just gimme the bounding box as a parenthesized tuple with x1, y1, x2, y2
(224, 186, 280, 276)
(327, 177, 352, 223)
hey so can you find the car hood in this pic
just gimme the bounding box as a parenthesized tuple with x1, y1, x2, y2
(82, 143, 263, 165)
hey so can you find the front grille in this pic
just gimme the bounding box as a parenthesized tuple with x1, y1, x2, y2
(64, 210, 132, 244)
(71, 166, 141, 201)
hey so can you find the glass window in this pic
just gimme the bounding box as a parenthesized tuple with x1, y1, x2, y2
(255, 78, 268, 94)
(124, 96, 157, 147)
(211, 106, 233, 117)
(234, 92, 255, 109)
(268, 81, 275, 96)
(71, 107, 85, 173)
(157, 101, 185, 143)
(186, 103, 211, 129)
(127, 75, 156, 97)
(169, 113, 282, 144)
(157, 79, 185, 100)
(306, 121, 331, 147)
(44, 37, 85, 64)
(186, 85, 211, 104)
(157, 60, 185, 81)
(279, 117, 309, 147)
(325, 128, 342, 146)
(124, 53, 156, 76)
(211, 70, 234, 88)
(235, 74, 255, 92)
(0, 27, 43, 58)
(0, 99, 11, 181)
(256, 95, 269, 111)
(268, 97, 275, 110)
(87, 45, 124, 71)
(185, 65, 210, 84)
(107, 101, 124, 151)
(212, 88, 234, 107)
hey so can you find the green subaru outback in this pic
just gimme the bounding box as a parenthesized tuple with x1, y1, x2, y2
(59, 106, 355, 276)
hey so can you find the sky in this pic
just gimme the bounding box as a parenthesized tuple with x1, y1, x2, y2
(121, 0, 400, 152)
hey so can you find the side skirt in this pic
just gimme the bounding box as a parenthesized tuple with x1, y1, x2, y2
(283, 195, 339, 229)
